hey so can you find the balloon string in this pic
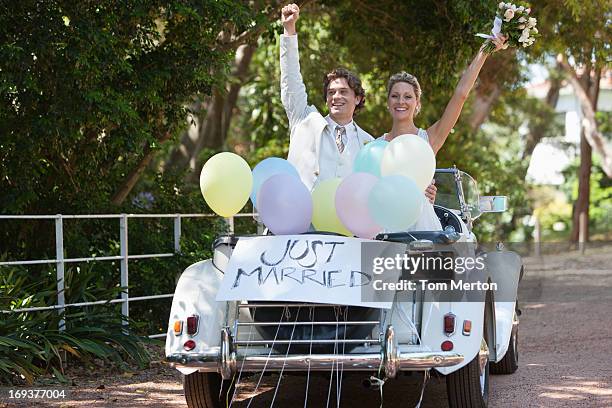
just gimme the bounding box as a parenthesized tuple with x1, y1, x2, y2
(269, 306, 301, 408)
(325, 307, 340, 408)
(229, 307, 256, 407)
(337, 307, 348, 407)
(303, 307, 315, 408)
(246, 306, 286, 408)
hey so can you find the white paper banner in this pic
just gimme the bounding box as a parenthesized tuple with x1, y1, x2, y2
(216, 235, 406, 309)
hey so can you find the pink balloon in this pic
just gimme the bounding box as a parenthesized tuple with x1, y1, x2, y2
(257, 174, 313, 235)
(335, 172, 382, 239)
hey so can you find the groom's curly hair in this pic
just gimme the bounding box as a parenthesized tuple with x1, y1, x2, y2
(323, 68, 366, 114)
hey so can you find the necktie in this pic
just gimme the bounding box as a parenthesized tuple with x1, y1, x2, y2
(335, 126, 346, 154)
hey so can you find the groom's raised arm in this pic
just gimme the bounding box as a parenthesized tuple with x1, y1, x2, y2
(280, 4, 311, 133)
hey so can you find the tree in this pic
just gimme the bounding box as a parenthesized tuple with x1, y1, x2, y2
(162, 43, 257, 183)
(161, 1, 306, 183)
(0, 1, 265, 213)
(468, 50, 521, 132)
(0, 1, 270, 260)
(533, 0, 611, 243)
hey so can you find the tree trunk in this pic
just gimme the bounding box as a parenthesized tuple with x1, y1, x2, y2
(468, 50, 518, 131)
(469, 85, 502, 131)
(162, 98, 209, 174)
(111, 131, 173, 206)
(571, 127, 592, 243)
(559, 57, 611, 177)
(110, 3, 278, 206)
(570, 67, 601, 243)
(521, 68, 562, 163)
(165, 43, 257, 184)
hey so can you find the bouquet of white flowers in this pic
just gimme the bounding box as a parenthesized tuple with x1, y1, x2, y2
(477, 2, 539, 54)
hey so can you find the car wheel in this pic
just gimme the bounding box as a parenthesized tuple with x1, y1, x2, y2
(491, 312, 519, 374)
(446, 338, 489, 408)
(184, 372, 235, 408)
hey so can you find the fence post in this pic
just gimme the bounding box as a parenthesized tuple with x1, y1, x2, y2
(534, 216, 541, 257)
(227, 217, 235, 234)
(120, 214, 129, 325)
(174, 215, 181, 253)
(55, 215, 65, 331)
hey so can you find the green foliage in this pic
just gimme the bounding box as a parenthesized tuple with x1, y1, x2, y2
(0, 264, 152, 385)
(536, 111, 612, 240)
(533, 0, 610, 65)
(560, 158, 612, 238)
(0, 0, 260, 338)
(531, 185, 573, 241)
(0, 0, 256, 216)
(0, 169, 237, 348)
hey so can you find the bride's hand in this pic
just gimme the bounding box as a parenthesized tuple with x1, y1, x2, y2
(425, 180, 437, 204)
(491, 34, 509, 52)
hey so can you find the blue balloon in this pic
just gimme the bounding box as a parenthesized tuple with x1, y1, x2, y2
(251, 158, 300, 208)
(367, 175, 424, 232)
(353, 139, 389, 177)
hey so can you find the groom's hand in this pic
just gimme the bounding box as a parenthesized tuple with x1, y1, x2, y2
(281, 4, 300, 36)
(425, 180, 437, 204)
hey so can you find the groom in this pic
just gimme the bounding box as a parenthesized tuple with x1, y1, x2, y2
(280, 3, 373, 191)
(280, 4, 437, 202)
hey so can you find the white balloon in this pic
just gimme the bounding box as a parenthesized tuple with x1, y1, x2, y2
(380, 134, 436, 191)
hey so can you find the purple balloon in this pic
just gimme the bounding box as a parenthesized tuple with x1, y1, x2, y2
(335, 172, 382, 239)
(257, 174, 313, 235)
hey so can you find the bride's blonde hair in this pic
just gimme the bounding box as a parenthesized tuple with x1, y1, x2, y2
(387, 72, 422, 115)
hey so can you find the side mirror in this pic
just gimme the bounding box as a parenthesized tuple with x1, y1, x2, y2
(479, 196, 507, 213)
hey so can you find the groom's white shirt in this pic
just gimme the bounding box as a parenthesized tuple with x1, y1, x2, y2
(280, 34, 373, 190)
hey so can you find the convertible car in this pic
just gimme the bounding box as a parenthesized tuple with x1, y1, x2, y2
(165, 167, 523, 408)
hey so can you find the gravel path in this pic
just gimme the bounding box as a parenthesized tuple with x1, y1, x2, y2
(4, 245, 612, 408)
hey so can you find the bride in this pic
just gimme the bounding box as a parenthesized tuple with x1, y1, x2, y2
(381, 35, 508, 231)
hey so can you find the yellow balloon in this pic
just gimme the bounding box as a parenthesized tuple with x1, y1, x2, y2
(311, 178, 352, 236)
(199, 152, 252, 217)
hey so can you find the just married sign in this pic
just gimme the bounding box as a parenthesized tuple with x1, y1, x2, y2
(216, 235, 406, 309)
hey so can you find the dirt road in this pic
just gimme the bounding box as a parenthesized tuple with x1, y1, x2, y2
(5, 245, 612, 408)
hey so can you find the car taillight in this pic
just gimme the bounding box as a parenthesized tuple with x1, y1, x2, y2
(184, 340, 196, 351)
(186, 315, 199, 335)
(462, 320, 472, 336)
(441, 340, 454, 351)
(173, 320, 183, 335)
(444, 313, 456, 335)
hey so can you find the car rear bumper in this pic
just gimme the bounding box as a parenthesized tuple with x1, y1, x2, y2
(166, 326, 463, 378)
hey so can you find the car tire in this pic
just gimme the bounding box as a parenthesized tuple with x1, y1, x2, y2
(491, 315, 519, 375)
(446, 339, 489, 408)
(184, 372, 235, 408)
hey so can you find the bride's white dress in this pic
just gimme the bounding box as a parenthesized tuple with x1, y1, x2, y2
(379, 129, 443, 232)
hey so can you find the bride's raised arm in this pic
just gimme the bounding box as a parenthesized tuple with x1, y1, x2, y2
(427, 36, 507, 154)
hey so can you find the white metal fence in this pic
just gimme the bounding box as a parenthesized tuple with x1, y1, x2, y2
(0, 213, 256, 338)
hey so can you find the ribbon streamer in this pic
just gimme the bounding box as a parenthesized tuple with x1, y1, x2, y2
(476, 16, 502, 40)
(269, 306, 302, 408)
(303, 307, 315, 408)
(246, 307, 287, 408)
(230, 307, 258, 408)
